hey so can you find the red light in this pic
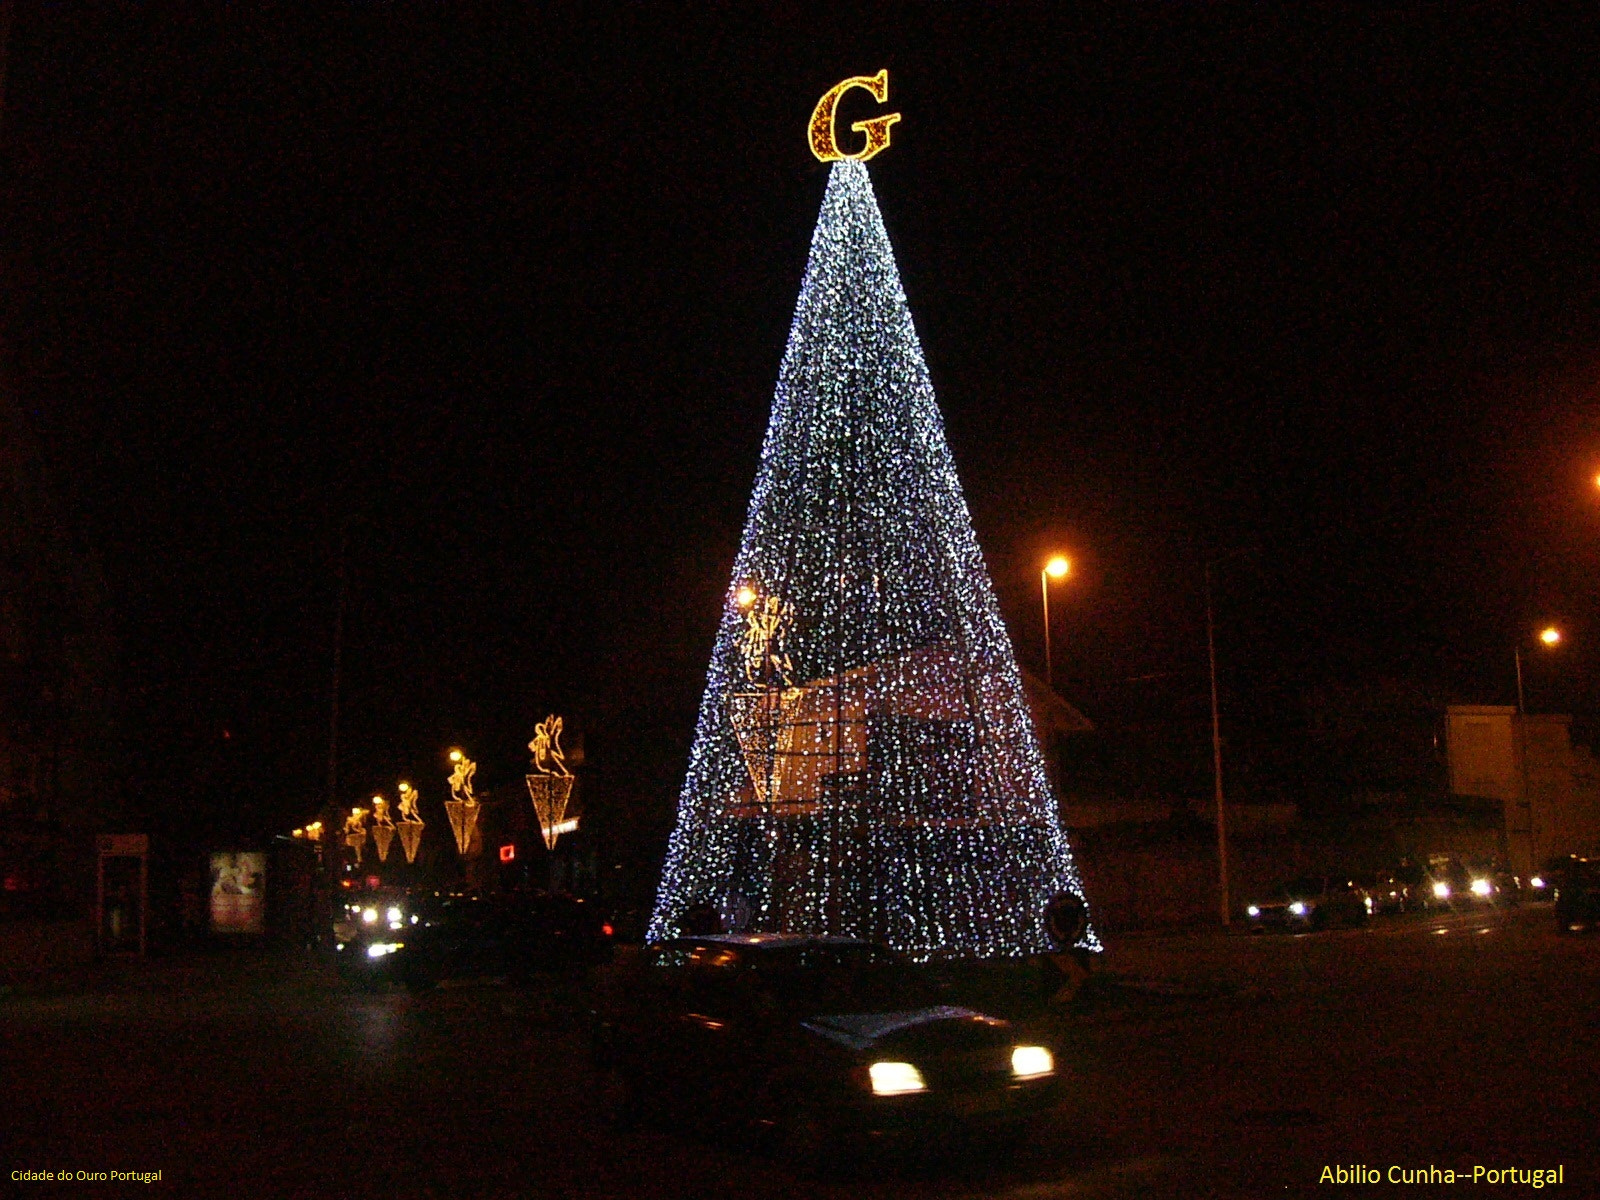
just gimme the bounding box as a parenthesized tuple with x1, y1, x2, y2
(601, 923, 614, 938)
(366, 875, 380, 889)
(341, 879, 353, 888)
(499, 844, 515, 863)
(3, 875, 21, 892)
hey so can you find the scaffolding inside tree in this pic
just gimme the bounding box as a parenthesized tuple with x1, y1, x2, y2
(649, 160, 1096, 959)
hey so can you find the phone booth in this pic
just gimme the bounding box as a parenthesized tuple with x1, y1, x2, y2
(97, 834, 149, 957)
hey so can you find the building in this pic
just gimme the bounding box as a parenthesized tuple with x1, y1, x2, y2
(1445, 705, 1600, 875)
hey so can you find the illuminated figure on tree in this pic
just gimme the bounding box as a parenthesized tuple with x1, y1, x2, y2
(649, 95, 1096, 959)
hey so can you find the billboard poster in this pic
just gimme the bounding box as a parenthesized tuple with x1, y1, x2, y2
(209, 851, 266, 934)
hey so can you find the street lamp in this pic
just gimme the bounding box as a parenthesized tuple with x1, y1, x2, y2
(1515, 627, 1562, 714)
(1512, 626, 1564, 879)
(1040, 556, 1070, 690)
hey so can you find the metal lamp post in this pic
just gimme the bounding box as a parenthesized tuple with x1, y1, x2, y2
(1041, 556, 1070, 690)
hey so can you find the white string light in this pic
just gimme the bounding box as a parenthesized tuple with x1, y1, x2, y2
(649, 160, 1097, 959)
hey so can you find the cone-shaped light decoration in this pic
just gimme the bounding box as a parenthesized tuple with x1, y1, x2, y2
(648, 159, 1097, 958)
(396, 782, 424, 863)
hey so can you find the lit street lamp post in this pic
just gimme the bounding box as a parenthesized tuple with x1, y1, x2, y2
(1040, 556, 1070, 690)
(1511, 626, 1562, 876)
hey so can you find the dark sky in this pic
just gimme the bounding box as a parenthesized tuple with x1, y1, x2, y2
(6, 5, 1600, 842)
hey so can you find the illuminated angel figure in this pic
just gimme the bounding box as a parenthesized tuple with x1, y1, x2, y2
(529, 715, 572, 778)
(740, 595, 794, 686)
(447, 755, 476, 806)
(371, 797, 394, 828)
(343, 808, 368, 837)
(397, 783, 422, 824)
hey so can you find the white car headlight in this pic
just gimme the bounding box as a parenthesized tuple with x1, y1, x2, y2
(1531, 876, 1545, 890)
(366, 942, 404, 959)
(868, 1061, 926, 1096)
(387, 906, 403, 923)
(1432, 882, 1450, 900)
(361, 907, 378, 924)
(1011, 1045, 1054, 1079)
(1246, 905, 1260, 917)
(1470, 879, 1493, 897)
(1289, 901, 1308, 916)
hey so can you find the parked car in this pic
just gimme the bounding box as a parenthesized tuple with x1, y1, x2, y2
(1554, 857, 1600, 933)
(593, 933, 1060, 1152)
(1244, 875, 1370, 932)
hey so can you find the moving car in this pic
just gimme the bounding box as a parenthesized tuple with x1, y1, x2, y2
(1244, 875, 1370, 932)
(1554, 857, 1600, 933)
(333, 887, 419, 985)
(338, 889, 612, 989)
(593, 933, 1060, 1151)
(1361, 869, 1414, 915)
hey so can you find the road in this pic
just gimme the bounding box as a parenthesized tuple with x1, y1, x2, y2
(3, 905, 1593, 1198)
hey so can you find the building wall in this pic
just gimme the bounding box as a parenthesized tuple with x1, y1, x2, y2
(1444, 706, 1598, 873)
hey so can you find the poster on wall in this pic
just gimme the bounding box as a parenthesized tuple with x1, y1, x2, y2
(209, 851, 266, 934)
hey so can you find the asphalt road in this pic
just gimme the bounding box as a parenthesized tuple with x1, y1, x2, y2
(3, 905, 1593, 1198)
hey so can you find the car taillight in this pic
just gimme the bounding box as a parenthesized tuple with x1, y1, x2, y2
(601, 923, 614, 938)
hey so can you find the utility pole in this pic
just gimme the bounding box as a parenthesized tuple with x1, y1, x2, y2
(1206, 560, 1229, 927)
(327, 519, 352, 815)
(1205, 548, 1255, 928)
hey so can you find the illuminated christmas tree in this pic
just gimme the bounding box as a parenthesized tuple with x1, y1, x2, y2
(649, 160, 1097, 958)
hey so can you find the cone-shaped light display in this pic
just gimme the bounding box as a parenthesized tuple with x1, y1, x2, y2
(649, 161, 1096, 958)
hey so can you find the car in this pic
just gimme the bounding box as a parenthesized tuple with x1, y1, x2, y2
(393, 890, 613, 990)
(1360, 869, 1415, 915)
(337, 889, 612, 990)
(1526, 856, 1569, 902)
(1418, 854, 1475, 911)
(1554, 857, 1600, 933)
(1463, 858, 1521, 908)
(593, 933, 1061, 1153)
(333, 887, 420, 986)
(1244, 875, 1370, 932)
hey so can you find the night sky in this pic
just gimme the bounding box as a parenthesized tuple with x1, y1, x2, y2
(6, 6, 1600, 850)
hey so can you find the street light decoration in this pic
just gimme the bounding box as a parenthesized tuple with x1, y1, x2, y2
(370, 795, 395, 863)
(1541, 627, 1562, 646)
(648, 152, 1095, 958)
(396, 782, 424, 864)
(444, 752, 480, 856)
(526, 715, 577, 851)
(343, 807, 368, 866)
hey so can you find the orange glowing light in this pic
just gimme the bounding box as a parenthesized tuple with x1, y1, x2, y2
(1540, 627, 1562, 646)
(809, 70, 901, 163)
(735, 585, 758, 610)
(1044, 556, 1071, 579)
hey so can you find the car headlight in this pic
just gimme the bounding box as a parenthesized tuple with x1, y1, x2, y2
(1470, 879, 1493, 897)
(1432, 882, 1450, 900)
(1531, 876, 1545, 890)
(361, 907, 379, 924)
(366, 942, 405, 959)
(1011, 1045, 1054, 1079)
(1289, 901, 1308, 916)
(1246, 905, 1260, 917)
(868, 1061, 927, 1096)
(386, 906, 403, 923)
